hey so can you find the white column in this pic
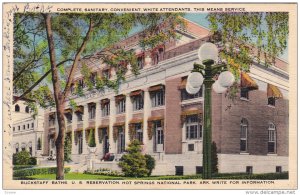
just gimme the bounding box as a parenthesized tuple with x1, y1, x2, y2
(109, 99, 116, 154)
(71, 111, 77, 155)
(125, 94, 132, 146)
(143, 89, 152, 153)
(82, 104, 89, 154)
(95, 101, 101, 158)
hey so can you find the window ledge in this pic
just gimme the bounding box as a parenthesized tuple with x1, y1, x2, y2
(101, 116, 110, 119)
(181, 97, 203, 106)
(267, 153, 278, 156)
(267, 105, 276, 108)
(116, 113, 126, 116)
(240, 98, 250, 102)
(240, 152, 250, 155)
(151, 106, 165, 111)
(132, 110, 144, 114)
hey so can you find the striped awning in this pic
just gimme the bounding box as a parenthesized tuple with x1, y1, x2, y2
(64, 108, 72, 114)
(113, 122, 125, 127)
(267, 84, 283, 98)
(181, 109, 202, 116)
(74, 128, 83, 132)
(149, 84, 164, 92)
(98, 125, 109, 129)
(148, 116, 164, 121)
(85, 126, 95, 131)
(101, 98, 110, 106)
(130, 90, 143, 97)
(241, 72, 258, 90)
(115, 94, 125, 102)
(178, 77, 187, 90)
(129, 118, 143, 124)
(75, 106, 84, 113)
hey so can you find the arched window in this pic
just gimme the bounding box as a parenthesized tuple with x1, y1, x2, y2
(240, 118, 248, 152)
(268, 123, 276, 153)
(15, 104, 20, 112)
(25, 106, 29, 113)
(15, 143, 19, 153)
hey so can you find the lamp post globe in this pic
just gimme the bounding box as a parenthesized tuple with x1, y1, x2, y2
(187, 72, 204, 88)
(218, 71, 235, 88)
(198, 42, 219, 64)
(213, 80, 228, 94)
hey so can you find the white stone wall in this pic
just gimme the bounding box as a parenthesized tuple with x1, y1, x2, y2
(218, 154, 288, 173)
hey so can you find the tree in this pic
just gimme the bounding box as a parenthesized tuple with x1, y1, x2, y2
(207, 13, 288, 100)
(118, 140, 149, 177)
(64, 134, 72, 162)
(88, 129, 96, 147)
(145, 154, 156, 177)
(211, 141, 218, 174)
(13, 12, 184, 179)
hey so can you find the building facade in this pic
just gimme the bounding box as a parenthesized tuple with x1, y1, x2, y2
(12, 98, 45, 158)
(43, 19, 289, 175)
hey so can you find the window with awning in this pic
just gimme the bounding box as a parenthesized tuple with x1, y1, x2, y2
(180, 109, 202, 125)
(267, 84, 283, 98)
(75, 106, 84, 113)
(149, 84, 164, 92)
(241, 72, 258, 90)
(147, 116, 164, 140)
(267, 84, 283, 106)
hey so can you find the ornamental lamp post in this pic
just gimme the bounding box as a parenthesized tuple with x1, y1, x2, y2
(186, 43, 234, 179)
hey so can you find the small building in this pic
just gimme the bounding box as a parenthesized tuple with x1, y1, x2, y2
(12, 97, 45, 158)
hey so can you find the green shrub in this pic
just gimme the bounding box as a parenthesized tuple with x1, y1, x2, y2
(14, 151, 31, 165)
(145, 154, 156, 176)
(88, 129, 96, 147)
(118, 140, 148, 177)
(13, 165, 36, 170)
(28, 157, 37, 165)
(213, 172, 288, 180)
(13, 167, 71, 177)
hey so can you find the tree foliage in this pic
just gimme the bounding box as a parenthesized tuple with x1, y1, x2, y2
(207, 12, 288, 100)
(145, 154, 156, 177)
(88, 129, 96, 147)
(13, 12, 183, 179)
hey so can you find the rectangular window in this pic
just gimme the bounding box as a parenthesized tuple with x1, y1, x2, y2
(181, 88, 202, 101)
(241, 88, 249, 99)
(196, 166, 203, 174)
(276, 166, 282, 173)
(18, 126, 20, 130)
(23, 125, 25, 130)
(116, 99, 126, 114)
(77, 113, 83, 122)
(175, 166, 184, 176)
(117, 127, 125, 154)
(188, 144, 195, 151)
(102, 103, 110, 117)
(186, 115, 202, 140)
(13, 127, 15, 131)
(246, 166, 253, 174)
(32, 123, 34, 128)
(268, 97, 276, 106)
(89, 104, 96, 119)
(133, 95, 144, 111)
(154, 121, 164, 152)
(78, 79, 85, 88)
(268, 130, 276, 153)
(151, 89, 165, 107)
(66, 114, 72, 124)
(240, 125, 248, 152)
(137, 56, 145, 69)
(134, 123, 143, 144)
(27, 124, 29, 129)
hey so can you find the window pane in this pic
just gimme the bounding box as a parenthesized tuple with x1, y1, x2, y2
(240, 140, 247, 152)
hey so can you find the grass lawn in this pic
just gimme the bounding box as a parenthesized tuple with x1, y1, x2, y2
(26, 173, 202, 180)
(21, 172, 288, 180)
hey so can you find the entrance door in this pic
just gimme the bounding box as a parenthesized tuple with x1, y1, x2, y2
(103, 135, 109, 154)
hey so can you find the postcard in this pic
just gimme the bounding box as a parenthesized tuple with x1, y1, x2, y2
(2, 2, 297, 190)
